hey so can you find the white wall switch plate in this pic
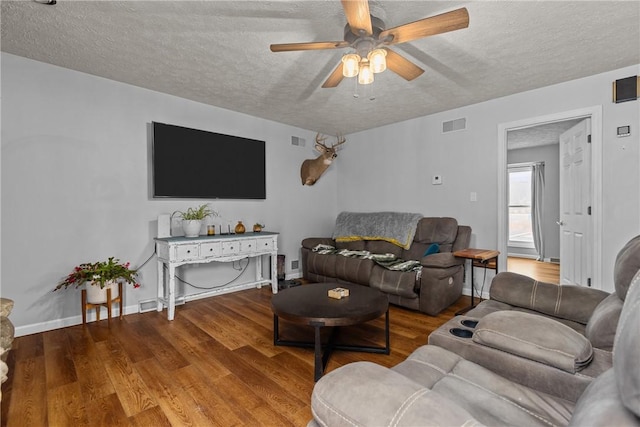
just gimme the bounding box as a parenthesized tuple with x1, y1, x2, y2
(432, 175, 443, 185)
(470, 192, 478, 202)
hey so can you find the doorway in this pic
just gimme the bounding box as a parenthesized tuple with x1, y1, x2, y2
(497, 106, 604, 289)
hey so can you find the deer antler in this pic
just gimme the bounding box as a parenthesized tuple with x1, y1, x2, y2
(332, 134, 346, 148)
(315, 133, 328, 148)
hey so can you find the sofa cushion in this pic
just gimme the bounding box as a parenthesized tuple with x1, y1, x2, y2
(414, 217, 458, 252)
(473, 311, 593, 373)
(585, 293, 624, 351)
(614, 234, 640, 300)
(392, 345, 574, 426)
(335, 240, 366, 251)
(311, 362, 480, 427)
(306, 251, 337, 279)
(333, 256, 375, 286)
(490, 272, 609, 325)
(370, 266, 419, 299)
(613, 269, 640, 417)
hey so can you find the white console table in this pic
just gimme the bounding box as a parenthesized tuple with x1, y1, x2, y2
(155, 231, 278, 320)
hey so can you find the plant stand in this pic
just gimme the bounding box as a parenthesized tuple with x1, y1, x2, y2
(81, 282, 123, 324)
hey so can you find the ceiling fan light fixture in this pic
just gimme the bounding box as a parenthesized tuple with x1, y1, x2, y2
(368, 49, 387, 74)
(358, 61, 374, 85)
(342, 53, 361, 78)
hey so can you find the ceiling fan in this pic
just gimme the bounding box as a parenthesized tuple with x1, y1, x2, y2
(270, 0, 469, 88)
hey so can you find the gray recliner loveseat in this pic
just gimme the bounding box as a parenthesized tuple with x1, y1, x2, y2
(308, 235, 640, 426)
(301, 214, 471, 315)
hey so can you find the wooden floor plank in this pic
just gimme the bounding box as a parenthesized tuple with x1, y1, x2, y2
(2, 287, 471, 426)
(46, 381, 89, 427)
(43, 329, 77, 390)
(94, 339, 157, 418)
(6, 356, 47, 426)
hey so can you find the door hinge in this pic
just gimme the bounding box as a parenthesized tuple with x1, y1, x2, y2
(587, 134, 592, 143)
(588, 206, 592, 215)
(587, 278, 592, 287)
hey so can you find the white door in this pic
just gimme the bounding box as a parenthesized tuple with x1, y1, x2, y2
(559, 119, 592, 286)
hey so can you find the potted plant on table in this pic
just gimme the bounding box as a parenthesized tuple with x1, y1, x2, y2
(173, 203, 219, 237)
(54, 257, 140, 304)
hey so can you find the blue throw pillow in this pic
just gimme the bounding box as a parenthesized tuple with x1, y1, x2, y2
(424, 243, 440, 256)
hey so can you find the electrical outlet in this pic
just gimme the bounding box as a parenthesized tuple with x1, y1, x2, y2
(291, 260, 299, 270)
(432, 175, 442, 185)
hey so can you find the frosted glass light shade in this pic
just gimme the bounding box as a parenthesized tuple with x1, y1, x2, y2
(342, 53, 361, 78)
(368, 49, 387, 73)
(358, 61, 374, 85)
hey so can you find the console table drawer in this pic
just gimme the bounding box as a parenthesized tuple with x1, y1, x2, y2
(175, 244, 200, 261)
(239, 239, 257, 253)
(221, 241, 240, 255)
(257, 238, 275, 251)
(201, 242, 222, 257)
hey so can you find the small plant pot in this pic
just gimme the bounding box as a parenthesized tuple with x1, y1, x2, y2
(85, 281, 119, 304)
(182, 220, 202, 237)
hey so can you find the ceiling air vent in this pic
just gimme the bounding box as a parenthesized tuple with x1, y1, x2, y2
(442, 118, 466, 133)
(291, 136, 306, 147)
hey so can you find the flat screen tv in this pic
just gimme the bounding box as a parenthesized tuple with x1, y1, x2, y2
(151, 122, 266, 199)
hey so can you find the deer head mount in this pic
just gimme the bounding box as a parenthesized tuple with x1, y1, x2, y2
(300, 133, 346, 186)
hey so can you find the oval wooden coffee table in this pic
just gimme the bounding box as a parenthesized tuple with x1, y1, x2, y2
(271, 282, 390, 381)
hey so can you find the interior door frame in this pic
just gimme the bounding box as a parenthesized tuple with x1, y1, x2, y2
(497, 106, 603, 289)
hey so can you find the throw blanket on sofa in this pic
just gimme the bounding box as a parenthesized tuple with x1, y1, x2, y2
(312, 244, 422, 273)
(332, 211, 423, 250)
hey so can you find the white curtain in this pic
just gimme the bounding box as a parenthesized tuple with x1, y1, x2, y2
(531, 162, 545, 261)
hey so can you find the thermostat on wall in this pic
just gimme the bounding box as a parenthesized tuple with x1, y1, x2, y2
(617, 125, 631, 137)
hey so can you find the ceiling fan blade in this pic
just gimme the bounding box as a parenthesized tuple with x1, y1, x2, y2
(384, 49, 424, 81)
(380, 7, 469, 45)
(270, 41, 349, 52)
(322, 63, 345, 88)
(341, 0, 373, 36)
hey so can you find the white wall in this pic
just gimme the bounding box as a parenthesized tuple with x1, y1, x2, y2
(1, 53, 338, 335)
(338, 64, 640, 294)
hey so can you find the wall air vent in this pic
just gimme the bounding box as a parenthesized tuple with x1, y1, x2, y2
(442, 118, 467, 133)
(291, 136, 306, 147)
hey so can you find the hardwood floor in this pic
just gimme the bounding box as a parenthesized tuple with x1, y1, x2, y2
(507, 257, 560, 284)
(1, 288, 472, 427)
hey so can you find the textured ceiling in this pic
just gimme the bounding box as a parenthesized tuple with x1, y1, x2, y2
(2, 1, 639, 135)
(508, 119, 583, 150)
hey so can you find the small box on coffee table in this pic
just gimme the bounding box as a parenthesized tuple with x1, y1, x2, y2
(328, 287, 350, 299)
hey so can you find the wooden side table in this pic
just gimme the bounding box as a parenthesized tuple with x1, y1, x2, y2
(453, 248, 499, 315)
(81, 282, 123, 324)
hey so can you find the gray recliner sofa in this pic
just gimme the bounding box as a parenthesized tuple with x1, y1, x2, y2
(308, 236, 640, 426)
(301, 216, 471, 315)
(464, 234, 640, 351)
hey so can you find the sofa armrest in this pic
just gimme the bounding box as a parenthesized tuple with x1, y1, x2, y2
(490, 272, 609, 324)
(420, 252, 464, 269)
(301, 237, 335, 250)
(473, 311, 593, 373)
(311, 362, 478, 427)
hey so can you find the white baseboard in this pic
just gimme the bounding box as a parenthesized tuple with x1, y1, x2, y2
(15, 304, 141, 337)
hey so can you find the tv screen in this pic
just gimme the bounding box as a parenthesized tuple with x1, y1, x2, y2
(152, 122, 266, 199)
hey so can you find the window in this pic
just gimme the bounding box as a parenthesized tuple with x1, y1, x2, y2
(508, 164, 534, 247)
